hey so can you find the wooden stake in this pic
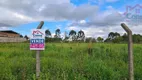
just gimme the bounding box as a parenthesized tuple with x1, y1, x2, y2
(36, 21, 44, 79)
(36, 50, 40, 79)
(88, 38, 93, 55)
(121, 23, 134, 80)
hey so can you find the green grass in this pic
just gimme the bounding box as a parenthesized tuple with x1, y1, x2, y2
(0, 43, 142, 80)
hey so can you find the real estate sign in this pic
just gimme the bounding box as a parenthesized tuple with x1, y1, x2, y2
(30, 29, 45, 50)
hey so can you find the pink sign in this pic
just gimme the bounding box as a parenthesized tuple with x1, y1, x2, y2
(30, 29, 45, 50)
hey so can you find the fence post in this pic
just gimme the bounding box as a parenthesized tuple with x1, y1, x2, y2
(121, 23, 134, 80)
(36, 21, 44, 80)
(88, 38, 93, 55)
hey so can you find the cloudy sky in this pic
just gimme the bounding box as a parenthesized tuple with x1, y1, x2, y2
(0, 0, 142, 38)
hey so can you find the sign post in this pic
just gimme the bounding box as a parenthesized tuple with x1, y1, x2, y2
(121, 23, 134, 80)
(30, 21, 44, 80)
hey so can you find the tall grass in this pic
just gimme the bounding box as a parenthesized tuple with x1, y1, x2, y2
(0, 43, 141, 80)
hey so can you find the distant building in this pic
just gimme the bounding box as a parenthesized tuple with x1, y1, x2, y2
(0, 30, 21, 38)
(0, 30, 26, 42)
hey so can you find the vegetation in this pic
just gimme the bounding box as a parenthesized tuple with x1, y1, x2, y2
(0, 43, 142, 80)
(44, 29, 142, 43)
(69, 30, 77, 41)
(97, 37, 104, 42)
(55, 29, 61, 38)
(77, 30, 85, 41)
(45, 29, 86, 42)
(45, 37, 62, 42)
(45, 29, 51, 37)
(104, 32, 142, 43)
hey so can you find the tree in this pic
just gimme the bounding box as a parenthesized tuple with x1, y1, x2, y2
(20, 35, 23, 38)
(69, 30, 76, 36)
(24, 35, 29, 40)
(133, 34, 142, 43)
(45, 29, 51, 37)
(108, 32, 115, 40)
(106, 32, 121, 43)
(97, 37, 104, 42)
(77, 30, 85, 41)
(114, 32, 120, 38)
(112, 36, 123, 43)
(105, 32, 142, 43)
(55, 29, 61, 38)
(104, 38, 111, 42)
(85, 37, 96, 43)
(69, 30, 77, 41)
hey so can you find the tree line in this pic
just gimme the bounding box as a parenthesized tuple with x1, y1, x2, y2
(104, 32, 142, 43)
(45, 29, 85, 42)
(45, 29, 142, 43)
(23, 29, 142, 43)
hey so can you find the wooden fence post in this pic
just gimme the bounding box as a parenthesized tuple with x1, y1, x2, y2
(36, 21, 44, 80)
(121, 23, 134, 80)
(88, 38, 93, 55)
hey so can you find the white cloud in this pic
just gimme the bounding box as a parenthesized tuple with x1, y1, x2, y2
(0, 0, 141, 38)
(83, 27, 105, 38)
(0, 0, 98, 27)
(66, 26, 80, 31)
(81, 25, 126, 39)
(105, 0, 119, 3)
(56, 25, 62, 29)
(70, 8, 124, 27)
(68, 21, 142, 39)
(0, 7, 34, 27)
(106, 6, 113, 9)
(0, 27, 10, 30)
(66, 7, 142, 38)
(88, 0, 119, 5)
(79, 20, 86, 24)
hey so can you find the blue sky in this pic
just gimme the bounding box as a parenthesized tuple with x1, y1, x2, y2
(10, 21, 69, 36)
(0, 0, 142, 38)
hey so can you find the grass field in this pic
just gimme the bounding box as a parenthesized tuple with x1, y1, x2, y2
(0, 43, 142, 80)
